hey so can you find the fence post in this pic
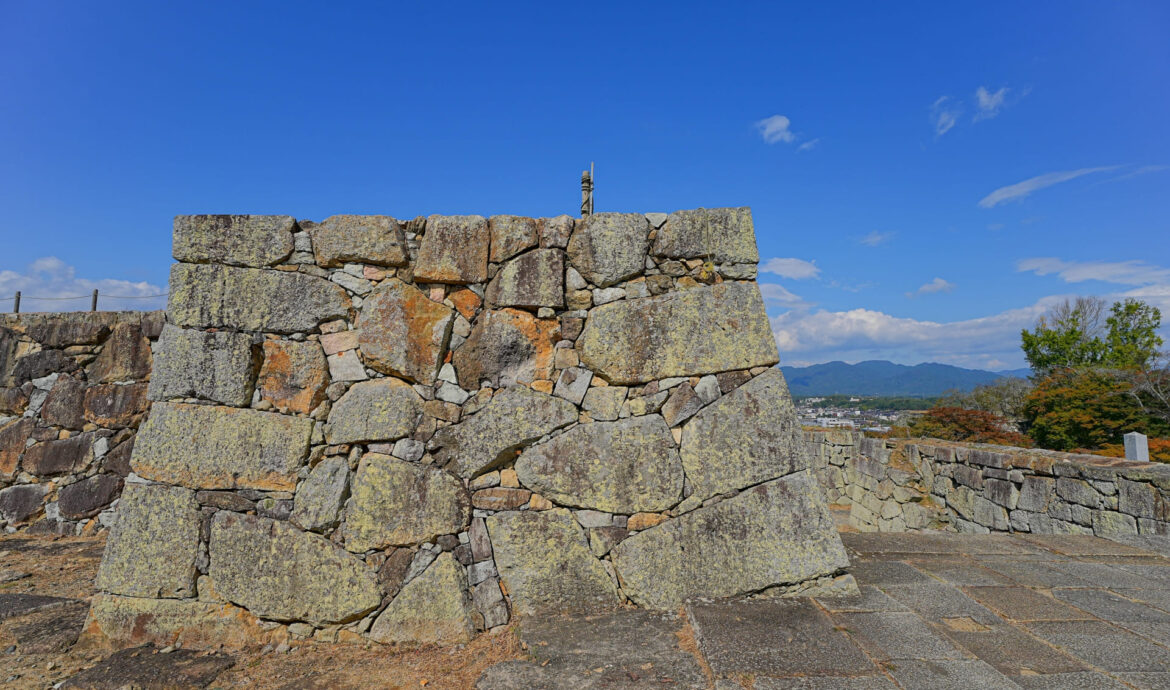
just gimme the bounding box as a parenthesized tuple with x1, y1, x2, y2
(91, 289, 98, 312)
(1124, 432, 1150, 462)
(13, 291, 19, 314)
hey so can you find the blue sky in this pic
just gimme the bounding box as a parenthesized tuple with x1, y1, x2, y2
(1, 1, 1167, 370)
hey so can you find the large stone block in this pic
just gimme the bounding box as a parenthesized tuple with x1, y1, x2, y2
(209, 512, 381, 625)
(41, 373, 87, 429)
(429, 386, 578, 478)
(566, 212, 649, 288)
(651, 207, 759, 264)
(344, 454, 470, 552)
(9, 350, 78, 385)
(88, 323, 152, 383)
(577, 282, 779, 384)
(23, 433, 95, 476)
(326, 378, 422, 444)
(368, 552, 476, 645)
(148, 324, 257, 406)
(488, 215, 539, 262)
(82, 595, 275, 650)
(58, 473, 123, 519)
(0, 417, 34, 479)
(308, 214, 408, 267)
(83, 382, 149, 429)
(168, 263, 352, 334)
(95, 483, 200, 599)
(0, 326, 14, 384)
(453, 309, 558, 388)
(680, 369, 805, 500)
(413, 215, 490, 284)
(610, 472, 850, 609)
(132, 402, 312, 491)
(485, 248, 565, 309)
(0, 483, 50, 524)
(357, 280, 454, 385)
(515, 416, 684, 513)
(173, 214, 295, 267)
(486, 508, 620, 615)
(257, 339, 328, 414)
(290, 457, 350, 533)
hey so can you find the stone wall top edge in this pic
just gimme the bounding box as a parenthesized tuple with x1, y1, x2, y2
(0, 310, 165, 328)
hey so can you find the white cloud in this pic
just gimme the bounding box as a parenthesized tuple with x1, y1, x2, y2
(860, 231, 895, 247)
(760, 257, 820, 280)
(1016, 257, 1170, 286)
(755, 115, 795, 144)
(797, 138, 820, 152)
(906, 277, 955, 297)
(978, 166, 1119, 208)
(974, 86, 1008, 121)
(931, 96, 961, 136)
(758, 283, 812, 309)
(0, 257, 166, 312)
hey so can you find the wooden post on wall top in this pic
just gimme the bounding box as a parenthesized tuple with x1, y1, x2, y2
(91, 289, 98, 312)
(13, 291, 20, 314)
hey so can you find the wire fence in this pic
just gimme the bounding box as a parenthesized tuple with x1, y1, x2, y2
(1, 290, 169, 314)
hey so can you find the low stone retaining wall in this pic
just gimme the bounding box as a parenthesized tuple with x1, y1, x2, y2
(1, 311, 163, 534)
(84, 209, 851, 651)
(805, 430, 1170, 537)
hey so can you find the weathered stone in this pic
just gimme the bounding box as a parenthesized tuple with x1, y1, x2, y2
(101, 434, 134, 477)
(489, 215, 539, 262)
(326, 378, 422, 444)
(196, 490, 256, 512)
(414, 215, 490, 284)
(309, 215, 408, 267)
(357, 280, 454, 385)
(9, 350, 77, 386)
(148, 324, 257, 406)
(82, 598, 276, 650)
(661, 383, 702, 427)
(578, 282, 779, 384)
(453, 309, 558, 388)
(319, 329, 359, 356)
(290, 457, 350, 532)
(344, 454, 470, 552)
(553, 366, 592, 405)
(680, 369, 804, 500)
(95, 483, 200, 598)
(41, 373, 87, 429)
(83, 382, 149, 428)
(430, 386, 577, 478)
(326, 350, 367, 382)
(20, 315, 114, 348)
(628, 511, 669, 531)
(611, 472, 849, 609)
(516, 416, 684, 513)
(0, 385, 28, 416)
(581, 385, 627, 421)
(472, 487, 532, 510)
(485, 248, 565, 309)
(209, 512, 380, 624)
(0, 417, 34, 479)
(58, 474, 122, 519)
(168, 263, 352, 334)
(87, 323, 152, 383)
(566, 212, 649, 287)
(258, 339, 328, 414)
(486, 508, 620, 615)
(0, 483, 50, 524)
(651, 207, 759, 263)
(132, 402, 312, 491)
(23, 433, 94, 476)
(173, 214, 295, 267)
(538, 215, 574, 249)
(368, 552, 475, 645)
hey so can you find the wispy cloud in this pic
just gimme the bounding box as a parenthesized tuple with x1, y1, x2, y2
(760, 257, 820, 280)
(931, 96, 961, 137)
(797, 138, 820, 152)
(906, 277, 955, 297)
(978, 166, 1119, 208)
(974, 86, 1009, 121)
(1017, 257, 1170, 286)
(758, 283, 812, 309)
(1100, 164, 1169, 184)
(755, 115, 795, 144)
(860, 231, 895, 247)
(0, 257, 166, 312)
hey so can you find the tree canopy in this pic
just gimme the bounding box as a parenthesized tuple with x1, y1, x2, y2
(1021, 297, 1163, 373)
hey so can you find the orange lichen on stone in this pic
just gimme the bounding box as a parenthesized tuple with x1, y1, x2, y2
(448, 288, 482, 320)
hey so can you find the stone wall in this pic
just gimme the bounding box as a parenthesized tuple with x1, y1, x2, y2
(805, 430, 1170, 537)
(85, 210, 852, 651)
(1, 311, 162, 534)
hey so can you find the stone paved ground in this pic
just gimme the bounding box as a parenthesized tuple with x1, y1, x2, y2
(479, 532, 1170, 689)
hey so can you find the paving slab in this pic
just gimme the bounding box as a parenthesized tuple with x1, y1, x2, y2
(1105, 534, 1170, 557)
(1053, 588, 1170, 622)
(832, 611, 964, 660)
(939, 624, 1088, 675)
(977, 556, 1096, 587)
(0, 593, 77, 620)
(813, 585, 910, 613)
(1116, 563, 1170, 587)
(944, 533, 1047, 556)
(476, 659, 700, 689)
(963, 586, 1094, 621)
(1012, 672, 1130, 689)
(1025, 620, 1170, 672)
(1113, 672, 1170, 689)
(61, 645, 235, 689)
(9, 599, 89, 654)
(688, 599, 875, 678)
(749, 676, 898, 689)
(907, 556, 1016, 586)
(883, 659, 1020, 689)
(1112, 620, 1170, 647)
(1052, 561, 1169, 589)
(880, 581, 1003, 625)
(848, 559, 932, 586)
(1112, 588, 1170, 614)
(1022, 534, 1163, 557)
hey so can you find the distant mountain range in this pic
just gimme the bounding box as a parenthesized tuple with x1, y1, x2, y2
(780, 360, 1031, 397)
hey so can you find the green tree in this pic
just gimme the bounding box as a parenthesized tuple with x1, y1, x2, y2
(1022, 368, 1170, 451)
(1021, 297, 1163, 374)
(1105, 299, 1163, 369)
